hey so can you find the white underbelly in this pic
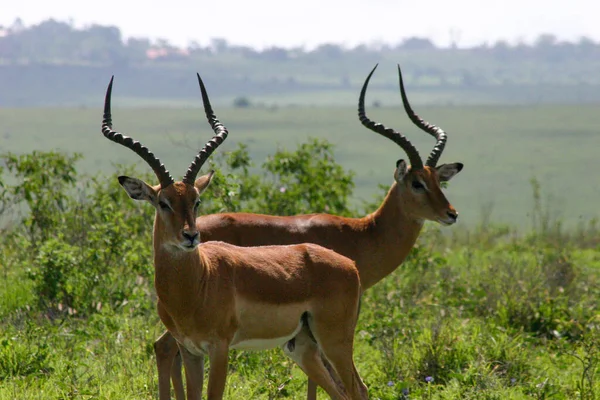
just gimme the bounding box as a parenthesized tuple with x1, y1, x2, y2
(230, 319, 303, 351)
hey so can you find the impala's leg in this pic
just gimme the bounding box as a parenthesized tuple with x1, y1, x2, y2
(309, 319, 368, 399)
(179, 345, 205, 400)
(283, 326, 348, 400)
(205, 339, 230, 400)
(155, 333, 174, 400)
(320, 353, 347, 397)
(317, 342, 367, 399)
(155, 331, 187, 400)
(171, 350, 186, 400)
(307, 379, 318, 400)
(173, 346, 205, 400)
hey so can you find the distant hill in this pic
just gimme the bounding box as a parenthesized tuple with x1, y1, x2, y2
(1, 19, 600, 107)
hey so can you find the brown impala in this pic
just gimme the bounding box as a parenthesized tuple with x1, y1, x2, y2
(156, 65, 464, 399)
(100, 74, 369, 400)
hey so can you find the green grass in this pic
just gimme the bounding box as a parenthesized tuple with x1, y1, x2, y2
(1, 104, 599, 228)
(1, 227, 599, 399)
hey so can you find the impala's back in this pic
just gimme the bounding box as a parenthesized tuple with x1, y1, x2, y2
(190, 241, 360, 351)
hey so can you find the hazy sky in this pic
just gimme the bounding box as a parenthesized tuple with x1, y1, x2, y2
(2, 0, 597, 49)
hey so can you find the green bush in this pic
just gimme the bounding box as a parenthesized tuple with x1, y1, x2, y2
(3, 151, 80, 242)
(204, 139, 356, 216)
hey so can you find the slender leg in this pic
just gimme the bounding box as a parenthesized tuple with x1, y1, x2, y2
(158, 330, 205, 400)
(206, 339, 230, 400)
(179, 345, 206, 400)
(308, 309, 368, 399)
(320, 353, 347, 396)
(317, 343, 367, 400)
(307, 379, 318, 400)
(173, 344, 205, 400)
(171, 350, 186, 400)
(283, 327, 349, 400)
(155, 331, 181, 400)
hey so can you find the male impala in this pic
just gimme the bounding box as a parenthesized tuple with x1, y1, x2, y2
(100, 75, 368, 400)
(159, 64, 464, 399)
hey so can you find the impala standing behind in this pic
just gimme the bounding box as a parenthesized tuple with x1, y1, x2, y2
(158, 64, 464, 399)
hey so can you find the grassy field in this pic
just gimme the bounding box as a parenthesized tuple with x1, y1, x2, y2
(1, 104, 599, 228)
(1, 226, 599, 399)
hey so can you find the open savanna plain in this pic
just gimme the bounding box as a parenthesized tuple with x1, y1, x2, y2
(0, 103, 599, 399)
(1, 103, 599, 227)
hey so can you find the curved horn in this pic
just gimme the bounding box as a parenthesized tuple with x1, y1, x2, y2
(397, 64, 447, 167)
(182, 73, 229, 185)
(102, 76, 174, 188)
(358, 64, 424, 170)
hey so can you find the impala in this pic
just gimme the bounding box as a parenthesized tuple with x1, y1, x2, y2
(100, 74, 368, 400)
(159, 64, 464, 399)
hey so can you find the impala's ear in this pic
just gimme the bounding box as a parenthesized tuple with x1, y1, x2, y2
(194, 170, 215, 195)
(118, 176, 158, 203)
(436, 163, 464, 182)
(394, 159, 409, 182)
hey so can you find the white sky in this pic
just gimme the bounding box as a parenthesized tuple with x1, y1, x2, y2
(1, 0, 597, 49)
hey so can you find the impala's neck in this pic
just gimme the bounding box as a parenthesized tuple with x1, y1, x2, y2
(152, 216, 206, 311)
(358, 181, 424, 289)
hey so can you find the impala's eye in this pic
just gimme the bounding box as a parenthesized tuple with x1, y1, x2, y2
(411, 180, 425, 192)
(158, 201, 170, 211)
(194, 200, 201, 210)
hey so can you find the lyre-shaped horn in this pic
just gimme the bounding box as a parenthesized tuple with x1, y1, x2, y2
(358, 64, 424, 170)
(101, 76, 174, 188)
(397, 64, 447, 167)
(182, 73, 229, 185)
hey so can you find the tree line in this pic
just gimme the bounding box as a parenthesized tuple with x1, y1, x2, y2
(1, 18, 599, 106)
(2, 18, 600, 66)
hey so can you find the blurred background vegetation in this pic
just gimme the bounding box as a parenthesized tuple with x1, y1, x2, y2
(1, 18, 600, 107)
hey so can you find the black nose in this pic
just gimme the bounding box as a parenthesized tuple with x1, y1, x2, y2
(182, 231, 199, 241)
(447, 211, 458, 221)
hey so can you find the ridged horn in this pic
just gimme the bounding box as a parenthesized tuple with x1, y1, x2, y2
(101, 76, 174, 188)
(182, 73, 229, 185)
(397, 64, 447, 167)
(358, 64, 424, 170)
